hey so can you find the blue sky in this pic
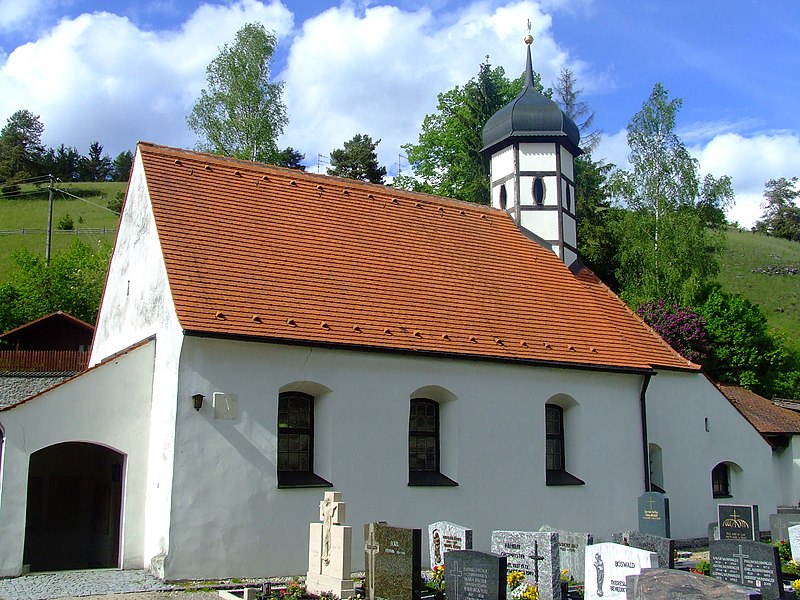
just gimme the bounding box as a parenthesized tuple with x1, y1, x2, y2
(1, 0, 799, 226)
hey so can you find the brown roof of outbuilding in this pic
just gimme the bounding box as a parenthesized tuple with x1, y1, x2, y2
(717, 384, 800, 435)
(136, 142, 698, 373)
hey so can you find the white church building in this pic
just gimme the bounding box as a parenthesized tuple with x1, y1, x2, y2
(1, 42, 799, 580)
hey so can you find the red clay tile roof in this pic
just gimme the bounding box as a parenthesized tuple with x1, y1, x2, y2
(717, 384, 800, 435)
(137, 142, 697, 372)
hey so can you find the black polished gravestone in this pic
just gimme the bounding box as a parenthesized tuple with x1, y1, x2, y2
(364, 522, 422, 600)
(444, 550, 507, 600)
(719, 504, 760, 541)
(611, 531, 674, 569)
(626, 568, 764, 599)
(637, 492, 670, 538)
(710, 539, 783, 600)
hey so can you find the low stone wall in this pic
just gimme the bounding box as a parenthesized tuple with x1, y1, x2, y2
(0, 373, 72, 408)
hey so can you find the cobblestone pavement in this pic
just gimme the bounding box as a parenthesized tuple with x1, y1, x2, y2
(0, 569, 180, 600)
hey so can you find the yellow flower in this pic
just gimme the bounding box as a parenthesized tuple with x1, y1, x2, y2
(521, 584, 539, 600)
(793, 579, 800, 592)
(507, 571, 525, 590)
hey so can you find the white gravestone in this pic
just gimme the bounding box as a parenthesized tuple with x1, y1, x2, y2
(428, 521, 473, 568)
(583, 542, 657, 600)
(306, 491, 355, 599)
(789, 523, 800, 561)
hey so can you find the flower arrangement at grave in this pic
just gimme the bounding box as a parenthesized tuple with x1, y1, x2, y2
(423, 565, 445, 593)
(507, 570, 539, 600)
(783, 559, 800, 579)
(776, 539, 792, 564)
(689, 559, 710, 576)
(793, 578, 800, 594)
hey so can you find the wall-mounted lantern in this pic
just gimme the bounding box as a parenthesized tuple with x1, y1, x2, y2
(192, 393, 205, 412)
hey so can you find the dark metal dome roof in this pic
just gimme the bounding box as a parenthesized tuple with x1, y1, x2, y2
(482, 45, 581, 155)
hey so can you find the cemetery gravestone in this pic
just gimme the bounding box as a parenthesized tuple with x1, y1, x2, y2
(364, 522, 422, 600)
(428, 520, 473, 568)
(708, 522, 720, 544)
(306, 491, 355, 599)
(625, 568, 764, 599)
(490, 530, 560, 600)
(788, 524, 800, 561)
(710, 539, 783, 600)
(444, 550, 507, 600)
(637, 492, 670, 538)
(582, 542, 657, 600)
(611, 531, 674, 569)
(540, 527, 593, 584)
(769, 508, 800, 544)
(719, 504, 760, 541)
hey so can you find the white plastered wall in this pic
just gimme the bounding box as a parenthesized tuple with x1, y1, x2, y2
(647, 371, 782, 539)
(0, 341, 154, 576)
(89, 150, 184, 577)
(164, 337, 649, 579)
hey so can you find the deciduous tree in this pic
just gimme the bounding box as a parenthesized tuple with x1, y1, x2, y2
(0, 109, 45, 189)
(328, 134, 386, 183)
(754, 177, 800, 242)
(187, 23, 287, 164)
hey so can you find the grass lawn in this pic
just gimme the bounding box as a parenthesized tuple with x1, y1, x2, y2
(718, 227, 800, 353)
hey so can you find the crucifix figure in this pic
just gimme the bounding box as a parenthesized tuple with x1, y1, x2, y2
(319, 492, 344, 565)
(529, 541, 545, 584)
(365, 524, 380, 600)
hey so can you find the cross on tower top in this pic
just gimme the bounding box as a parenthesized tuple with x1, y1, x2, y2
(524, 19, 533, 45)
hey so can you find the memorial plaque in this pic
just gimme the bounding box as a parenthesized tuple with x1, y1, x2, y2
(719, 504, 760, 541)
(583, 542, 657, 600)
(444, 550, 506, 600)
(490, 530, 560, 600)
(710, 539, 783, 600)
(540, 527, 593, 583)
(789, 524, 800, 561)
(769, 511, 800, 544)
(364, 522, 422, 600)
(637, 492, 670, 538)
(428, 520, 473, 568)
(626, 568, 763, 599)
(611, 531, 674, 569)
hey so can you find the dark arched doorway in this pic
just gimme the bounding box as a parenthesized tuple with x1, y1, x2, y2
(24, 442, 123, 571)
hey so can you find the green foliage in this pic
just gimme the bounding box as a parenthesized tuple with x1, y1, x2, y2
(112, 150, 134, 182)
(41, 144, 82, 182)
(78, 141, 113, 182)
(754, 177, 800, 242)
(692, 559, 710, 576)
(108, 190, 125, 214)
(57, 213, 75, 231)
(0, 109, 45, 186)
(397, 57, 534, 204)
(777, 539, 793, 563)
(187, 23, 287, 164)
(273, 146, 305, 170)
(328, 134, 386, 184)
(609, 83, 730, 306)
(0, 239, 111, 332)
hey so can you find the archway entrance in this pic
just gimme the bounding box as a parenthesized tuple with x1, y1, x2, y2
(23, 442, 123, 572)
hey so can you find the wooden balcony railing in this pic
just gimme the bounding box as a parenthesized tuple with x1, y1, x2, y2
(0, 350, 89, 373)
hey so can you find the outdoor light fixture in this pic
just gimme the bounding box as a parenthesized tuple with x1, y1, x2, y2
(192, 394, 205, 412)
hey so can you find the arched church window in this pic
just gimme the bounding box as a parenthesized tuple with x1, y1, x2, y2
(712, 462, 731, 498)
(544, 399, 584, 486)
(532, 177, 545, 206)
(499, 184, 507, 210)
(277, 391, 332, 488)
(409, 397, 457, 487)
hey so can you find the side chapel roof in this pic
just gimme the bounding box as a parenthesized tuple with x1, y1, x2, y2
(136, 142, 696, 373)
(717, 384, 800, 439)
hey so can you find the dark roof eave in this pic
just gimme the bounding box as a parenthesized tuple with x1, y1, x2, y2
(481, 133, 583, 158)
(182, 328, 657, 376)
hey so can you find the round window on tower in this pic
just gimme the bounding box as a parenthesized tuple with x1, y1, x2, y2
(499, 184, 507, 210)
(532, 178, 545, 206)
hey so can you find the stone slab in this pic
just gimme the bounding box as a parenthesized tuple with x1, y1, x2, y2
(583, 542, 658, 600)
(428, 521, 473, 568)
(364, 522, 422, 600)
(710, 539, 783, 600)
(637, 492, 670, 538)
(708, 522, 720, 544)
(789, 524, 800, 561)
(770, 513, 800, 544)
(719, 504, 760, 541)
(491, 530, 560, 600)
(444, 550, 506, 600)
(611, 531, 674, 569)
(625, 568, 763, 599)
(540, 527, 593, 584)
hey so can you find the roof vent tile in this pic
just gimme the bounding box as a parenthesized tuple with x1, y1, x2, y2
(384, 328, 392, 335)
(290, 180, 297, 186)
(321, 321, 330, 329)
(442, 334, 450, 341)
(215, 311, 225, 320)
(469, 336, 477, 343)
(234, 170, 241, 176)
(252, 315, 262, 323)
(413, 331, 422, 338)
(174, 159, 181, 165)
(204, 165, 212, 171)
(286, 318, 297, 326)
(353, 325, 362, 332)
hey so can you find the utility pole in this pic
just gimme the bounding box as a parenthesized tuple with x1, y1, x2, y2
(46, 174, 54, 264)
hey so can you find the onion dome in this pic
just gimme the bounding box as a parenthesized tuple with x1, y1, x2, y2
(482, 40, 581, 156)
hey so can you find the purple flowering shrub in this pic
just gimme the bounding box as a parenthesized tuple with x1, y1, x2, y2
(637, 299, 709, 364)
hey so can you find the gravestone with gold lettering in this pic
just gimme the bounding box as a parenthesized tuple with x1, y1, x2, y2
(364, 521, 422, 600)
(306, 491, 355, 599)
(637, 492, 670, 538)
(718, 504, 760, 541)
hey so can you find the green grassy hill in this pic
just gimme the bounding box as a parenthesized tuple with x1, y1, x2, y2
(0, 182, 123, 281)
(717, 227, 800, 354)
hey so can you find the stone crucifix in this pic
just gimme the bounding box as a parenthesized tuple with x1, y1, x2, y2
(320, 491, 345, 565)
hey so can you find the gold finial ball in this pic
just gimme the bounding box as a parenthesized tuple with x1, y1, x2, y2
(524, 34, 534, 45)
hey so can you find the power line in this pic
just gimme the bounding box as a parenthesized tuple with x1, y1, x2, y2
(55, 187, 120, 214)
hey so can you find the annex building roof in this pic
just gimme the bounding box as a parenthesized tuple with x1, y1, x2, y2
(717, 384, 800, 440)
(136, 142, 697, 373)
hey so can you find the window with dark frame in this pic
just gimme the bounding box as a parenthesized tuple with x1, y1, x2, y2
(277, 392, 331, 488)
(408, 398, 457, 486)
(499, 184, 508, 210)
(712, 462, 730, 498)
(545, 403, 584, 486)
(532, 177, 545, 206)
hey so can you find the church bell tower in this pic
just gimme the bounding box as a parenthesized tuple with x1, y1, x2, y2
(481, 29, 581, 266)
